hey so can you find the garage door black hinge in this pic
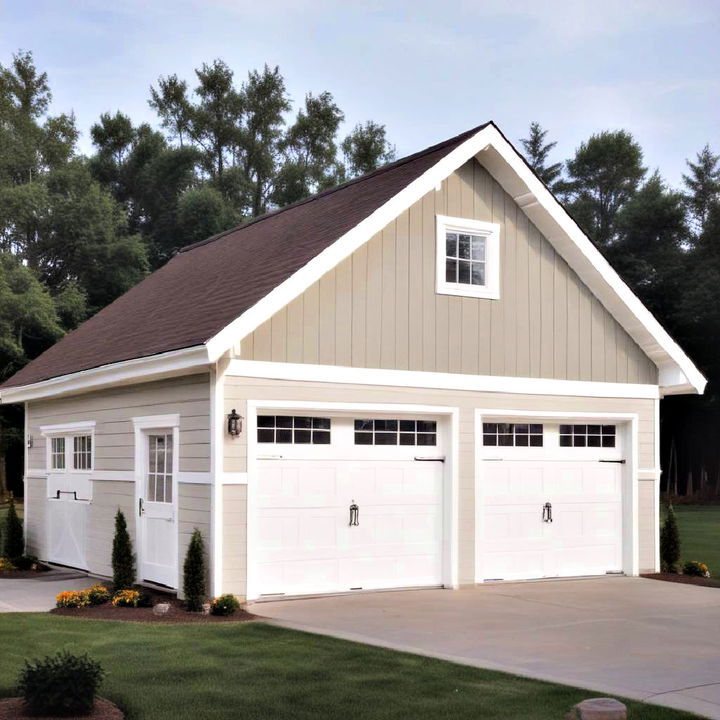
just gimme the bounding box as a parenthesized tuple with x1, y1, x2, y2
(414, 456, 445, 462)
(598, 459, 626, 464)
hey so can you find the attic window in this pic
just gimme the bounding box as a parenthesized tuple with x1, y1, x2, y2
(436, 215, 500, 300)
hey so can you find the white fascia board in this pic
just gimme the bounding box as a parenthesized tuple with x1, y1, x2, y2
(477, 128, 706, 396)
(204, 126, 499, 363)
(227, 359, 660, 400)
(0, 345, 210, 404)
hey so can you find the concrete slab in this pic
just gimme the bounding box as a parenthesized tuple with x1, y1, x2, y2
(0, 569, 97, 612)
(255, 577, 720, 719)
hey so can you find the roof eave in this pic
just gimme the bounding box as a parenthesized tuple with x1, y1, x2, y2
(0, 345, 211, 404)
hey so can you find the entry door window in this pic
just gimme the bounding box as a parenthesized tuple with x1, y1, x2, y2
(147, 433, 173, 503)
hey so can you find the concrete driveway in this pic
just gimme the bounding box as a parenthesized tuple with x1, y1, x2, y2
(0, 569, 94, 612)
(256, 577, 720, 719)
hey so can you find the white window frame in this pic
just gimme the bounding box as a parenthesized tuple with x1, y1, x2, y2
(436, 214, 500, 300)
(40, 421, 96, 474)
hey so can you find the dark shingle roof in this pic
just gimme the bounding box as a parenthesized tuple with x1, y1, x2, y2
(1, 123, 488, 389)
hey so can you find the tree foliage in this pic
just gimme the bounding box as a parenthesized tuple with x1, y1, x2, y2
(519, 122, 561, 189)
(183, 528, 207, 611)
(111, 509, 136, 591)
(660, 504, 681, 573)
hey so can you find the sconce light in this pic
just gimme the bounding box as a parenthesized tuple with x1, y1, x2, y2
(227, 409, 243, 437)
(27, 436, 33, 449)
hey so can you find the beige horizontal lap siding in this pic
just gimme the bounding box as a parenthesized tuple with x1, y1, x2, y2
(24, 478, 47, 558)
(222, 376, 657, 592)
(240, 160, 657, 385)
(25, 374, 211, 579)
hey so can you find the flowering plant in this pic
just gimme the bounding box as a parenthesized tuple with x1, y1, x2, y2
(56, 591, 91, 608)
(682, 560, 710, 578)
(87, 584, 111, 605)
(111, 589, 141, 607)
(0, 557, 16, 571)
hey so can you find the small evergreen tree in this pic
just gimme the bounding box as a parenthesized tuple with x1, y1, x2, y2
(660, 503, 681, 573)
(183, 528, 206, 611)
(4, 496, 24, 559)
(111, 509, 135, 590)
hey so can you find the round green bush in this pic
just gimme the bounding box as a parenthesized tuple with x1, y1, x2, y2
(211, 594, 240, 616)
(18, 651, 105, 716)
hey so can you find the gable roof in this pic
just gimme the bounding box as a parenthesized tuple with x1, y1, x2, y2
(0, 121, 705, 400)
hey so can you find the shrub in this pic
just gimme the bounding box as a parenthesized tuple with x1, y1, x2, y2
(13, 554, 38, 571)
(18, 651, 105, 716)
(87, 584, 111, 605)
(211, 594, 240, 616)
(183, 528, 206, 612)
(111, 589, 141, 607)
(137, 592, 153, 608)
(3, 497, 24, 560)
(0, 557, 16, 571)
(111, 509, 136, 591)
(683, 560, 710, 578)
(660, 503, 681, 573)
(56, 591, 91, 609)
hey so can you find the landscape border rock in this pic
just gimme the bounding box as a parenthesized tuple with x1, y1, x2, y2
(569, 697, 627, 720)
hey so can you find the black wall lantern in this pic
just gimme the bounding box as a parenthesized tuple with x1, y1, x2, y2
(227, 409, 243, 437)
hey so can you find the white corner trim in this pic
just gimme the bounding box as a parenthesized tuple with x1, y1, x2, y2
(436, 215, 500, 300)
(204, 123, 703, 395)
(131, 414, 180, 430)
(227, 359, 660, 400)
(39, 420, 96, 436)
(222, 472, 248, 485)
(0, 345, 209, 404)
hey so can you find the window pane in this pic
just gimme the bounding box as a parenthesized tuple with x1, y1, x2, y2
(416, 421, 436, 432)
(164, 476, 173, 504)
(458, 260, 471, 284)
(559, 435, 571, 447)
(574, 436, 586, 447)
(529, 435, 543, 447)
(400, 420, 416, 432)
(257, 415, 274, 427)
(588, 425, 601, 434)
(499, 434, 513, 446)
(313, 431, 331, 444)
(529, 424, 543, 434)
(275, 429, 292, 443)
(515, 434, 529, 446)
(294, 429, 311, 444)
(276, 416, 293, 428)
(445, 232, 457, 257)
(313, 418, 331, 429)
(355, 432, 372, 445)
(559, 425, 571, 434)
(258, 429, 274, 443)
(483, 423, 497, 433)
(483, 434, 497, 446)
(458, 234, 471, 259)
(375, 432, 397, 445)
(588, 436, 601, 447)
(445, 259, 457, 283)
(399, 433, 415, 445)
(416, 433, 437, 446)
(471, 235, 486, 260)
(294, 416, 312, 428)
(602, 436, 616, 447)
(375, 420, 398, 431)
(471, 262, 485, 286)
(355, 419, 373, 431)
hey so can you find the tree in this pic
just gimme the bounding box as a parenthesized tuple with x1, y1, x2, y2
(148, 74, 191, 146)
(340, 121, 395, 179)
(563, 130, 646, 248)
(183, 528, 206, 611)
(111, 509, 135, 591)
(660, 504, 681, 573)
(273, 91, 344, 206)
(175, 186, 239, 248)
(3, 495, 24, 559)
(519, 121, 562, 189)
(682, 144, 720, 235)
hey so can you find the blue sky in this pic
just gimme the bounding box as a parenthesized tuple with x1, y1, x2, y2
(2, 0, 718, 187)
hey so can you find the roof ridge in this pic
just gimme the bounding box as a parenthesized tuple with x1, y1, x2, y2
(179, 122, 490, 253)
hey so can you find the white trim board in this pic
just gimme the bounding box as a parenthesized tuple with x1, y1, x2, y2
(227, 359, 660, 400)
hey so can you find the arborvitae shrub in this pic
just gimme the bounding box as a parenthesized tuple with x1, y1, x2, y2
(660, 503, 681, 573)
(183, 528, 206, 611)
(18, 651, 105, 716)
(3, 497, 24, 560)
(111, 509, 136, 591)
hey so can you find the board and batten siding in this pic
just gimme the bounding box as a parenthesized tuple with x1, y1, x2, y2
(240, 159, 657, 384)
(25, 374, 211, 579)
(222, 376, 657, 597)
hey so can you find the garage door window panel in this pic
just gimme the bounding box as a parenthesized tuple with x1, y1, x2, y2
(560, 424, 616, 448)
(258, 415, 331, 444)
(354, 419, 437, 446)
(483, 423, 543, 447)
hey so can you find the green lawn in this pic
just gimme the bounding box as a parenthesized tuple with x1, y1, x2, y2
(0, 615, 696, 719)
(662, 504, 720, 573)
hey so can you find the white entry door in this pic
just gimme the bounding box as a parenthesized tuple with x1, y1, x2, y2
(255, 414, 445, 597)
(478, 421, 624, 582)
(138, 431, 177, 587)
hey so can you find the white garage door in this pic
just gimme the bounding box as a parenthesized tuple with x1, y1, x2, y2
(47, 494, 88, 570)
(255, 414, 445, 598)
(478, 421, 624, 582)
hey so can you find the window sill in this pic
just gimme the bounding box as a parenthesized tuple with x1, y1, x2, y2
(436, 282, 500, 300)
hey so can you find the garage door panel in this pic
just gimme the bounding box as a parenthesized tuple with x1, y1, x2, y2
(47, 498, 88, 570)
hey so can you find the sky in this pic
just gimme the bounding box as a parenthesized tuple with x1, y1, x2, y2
(1, 0, 718, 188)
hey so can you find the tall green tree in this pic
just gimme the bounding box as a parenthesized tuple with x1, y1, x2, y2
(340, 121, 396, 179)
(519, 121, 562, 189)
(682, 144, 720, 235)
(563, 130, 646, 248)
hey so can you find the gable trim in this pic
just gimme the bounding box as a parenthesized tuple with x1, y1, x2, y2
(226, 359, 660, 400)
(205, 123, 704, 395)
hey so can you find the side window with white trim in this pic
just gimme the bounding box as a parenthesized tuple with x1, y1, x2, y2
(73, 435, 92, 470)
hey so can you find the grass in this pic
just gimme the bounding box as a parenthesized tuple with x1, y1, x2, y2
(662, 504, 720, 573)
(0, 615, 697, 719)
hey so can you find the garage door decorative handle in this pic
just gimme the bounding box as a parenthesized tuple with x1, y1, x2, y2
(542, 502, 553, 523)
(349, 502, 359, 526)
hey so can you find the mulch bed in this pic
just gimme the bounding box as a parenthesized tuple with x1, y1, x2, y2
(641, 572, 720, 588)
(50, 594, 260, 624)
(0, 567, 50, 579)
(0, 697, 123, 719)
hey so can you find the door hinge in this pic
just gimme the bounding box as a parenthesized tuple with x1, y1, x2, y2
(599, 459, 626, 464)
(414, 456, 445, 462)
